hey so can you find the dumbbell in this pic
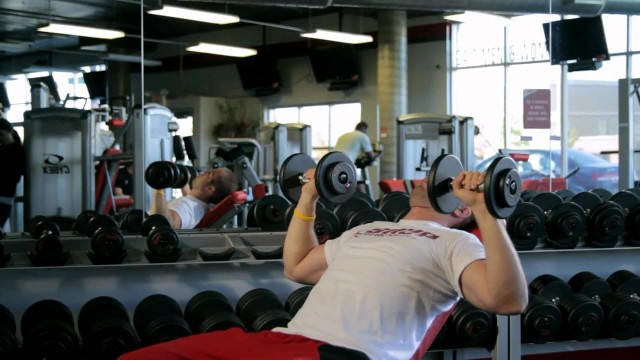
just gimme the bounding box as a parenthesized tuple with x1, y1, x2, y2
(245, 195, 289, 231)
(279, 152, 357, 205)
(84, 214, 126, 264)
(185, 291, 246, 334)
(554, 189, 576, 202)
(27, 216, 68, 266)
(530, 192, 585, 249)
(0, 304, 17, 356)
(567, 191, 626, 248)
(78, 296, 140, 359)
(284, 204, 341, 244)
(529, 274, 604, 341)
(520, 293, 562, 344)
(116, 209, 146, 234)
(448, 299, 496, 348)
(591, 188, 613, 201)
(427, 153, 521, 219)
(285, 286, 313, 317)
(74, 210, 99, 235)
(378, 191, 411, 222)
(140, 214, 181, 262)
(332, 190, 384, 229)
(145, 161, 197, 190)
(506, 201, 545, 251)
(236, 288, 292, 332)
(133, 294, 192, 346)
(569, 271, 640, 340)
(608, 190, 640, 246)
(21, 299, 79, 359)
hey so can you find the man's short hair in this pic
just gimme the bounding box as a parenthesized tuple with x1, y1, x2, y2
(210, 168, 238, 204)
(355, 122, 368, 132)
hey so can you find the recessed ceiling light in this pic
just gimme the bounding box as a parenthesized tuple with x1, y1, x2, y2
(148, 5, 239, 25)
(186, 42, 257, 58)
(38, 23, 125, 40)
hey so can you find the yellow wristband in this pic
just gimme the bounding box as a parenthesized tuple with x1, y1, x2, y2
(293, 208, 315, 221)
(154, 189, 166, 195)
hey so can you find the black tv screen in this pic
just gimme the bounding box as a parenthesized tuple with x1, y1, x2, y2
(0, 83, 10, 111)
(236, 54, 280, 91)
(543, 16, 609, 65)
(28, 75, 61, 103)
(309, 45, 360, 83)
(83, 71, 107, 100)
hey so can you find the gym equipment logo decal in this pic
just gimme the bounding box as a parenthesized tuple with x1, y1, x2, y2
(42, 153, 70, 174)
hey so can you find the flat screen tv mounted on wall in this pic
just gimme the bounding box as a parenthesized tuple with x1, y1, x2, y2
(543, 15, 609, 66)
(308, 45, 360, 90)
(236, 53, 281, 96)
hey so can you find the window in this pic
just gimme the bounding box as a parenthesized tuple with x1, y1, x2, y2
(267, 102, 361, 160)
(452, 13, 639, 188)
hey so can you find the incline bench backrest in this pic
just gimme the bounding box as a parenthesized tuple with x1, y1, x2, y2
(95, 148, 122, 215)
(195, 191, 247, 229)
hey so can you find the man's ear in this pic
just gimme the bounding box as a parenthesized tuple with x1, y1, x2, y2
(453, 205, 472, 218)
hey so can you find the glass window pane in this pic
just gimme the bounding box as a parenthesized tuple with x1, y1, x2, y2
(506, 14, 559, 64)
(329, 103, 361, 146)
(300, 105, 329, 148)
(602, 14, 627, 54)
(5, 103, 29, 123)
(567, 56, 627, 193)
(273, 107, 298, 123)
(5, 75, 29, 104)
(633, 54, 640, 78)
(453, 23, 505, 68)
(452, 67, 504, 161)
(631, 15, 640, 51)
(506, 62, 560, 150)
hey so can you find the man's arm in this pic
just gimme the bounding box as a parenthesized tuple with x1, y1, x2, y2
(452, 171, 528, 315)
(148, 189, 183, 229)
(282, 169, 328, 285)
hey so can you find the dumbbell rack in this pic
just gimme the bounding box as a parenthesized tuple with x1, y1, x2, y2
(2, 232, 640, 359)
(508, 246, 640, 358)
(0, 231, 302, 345)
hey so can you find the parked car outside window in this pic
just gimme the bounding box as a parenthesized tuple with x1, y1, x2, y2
(475, 148, 620, 194)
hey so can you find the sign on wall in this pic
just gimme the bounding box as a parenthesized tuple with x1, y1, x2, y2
(523, 89, 551, 129)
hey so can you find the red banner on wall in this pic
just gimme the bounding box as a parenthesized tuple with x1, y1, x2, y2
(523, 89, 550, 129)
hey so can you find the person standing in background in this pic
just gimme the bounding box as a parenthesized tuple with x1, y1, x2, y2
(0, 118, 25, 230)
(334, 121, 375, 163)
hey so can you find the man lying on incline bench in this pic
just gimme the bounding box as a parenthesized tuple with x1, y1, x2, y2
(149, 167, 238, 229)
(120, 170, 527, 359)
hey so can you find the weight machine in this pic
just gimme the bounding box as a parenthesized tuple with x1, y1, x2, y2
(257, 123, 312, 197)
(23, 103, 175, 227)
(397, 113, 476, 180)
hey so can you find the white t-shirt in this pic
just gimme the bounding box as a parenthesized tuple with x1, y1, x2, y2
(334, 130, 373, 162)
(274, 219, 486, 359)
(167, 195, 211, 229)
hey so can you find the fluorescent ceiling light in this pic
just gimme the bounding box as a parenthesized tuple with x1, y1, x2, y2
(148, 5, 239, 25)
(186, 42, 257, 57)
(38, 23, 125, 40)
(104, 53, 162, 66)
(444, 11, 512, 26)
(300, 29, 373, 44)
(23, 66, 80, 74)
